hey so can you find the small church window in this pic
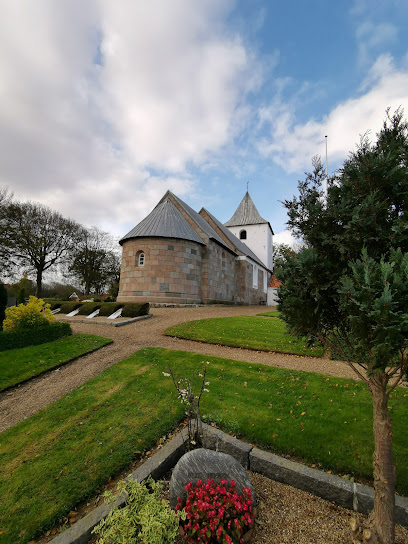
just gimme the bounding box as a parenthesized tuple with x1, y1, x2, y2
(240, 230, 247, 240)
(137, 252, 145, 266)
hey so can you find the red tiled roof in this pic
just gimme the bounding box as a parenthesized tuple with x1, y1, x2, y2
(269, 275, 282, 288)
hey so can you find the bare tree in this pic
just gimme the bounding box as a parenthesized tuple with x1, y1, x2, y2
(69, 227, 120, 295)
(5, 200, 81, 297)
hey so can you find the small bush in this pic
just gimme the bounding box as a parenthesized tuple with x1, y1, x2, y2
(77, 303, 102, 316)
(17, 288, 26, 305)
(121, 302, 150, 318)
(59, 302, 82, 314)
(3, 297, 55, 332)
(0, 283, 7, 330)
(98, 303, 124, 317)
(0, 322, 72, 351)
(93, 476, 181, 544)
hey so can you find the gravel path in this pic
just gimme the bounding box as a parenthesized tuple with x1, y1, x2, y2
(0, 306, 358, 433)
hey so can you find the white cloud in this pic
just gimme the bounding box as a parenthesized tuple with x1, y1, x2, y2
(356, 22, 397, 66)
(0, 0, 257, 236)
(258, 54, 408, 174)
(273, 230, 298, 248)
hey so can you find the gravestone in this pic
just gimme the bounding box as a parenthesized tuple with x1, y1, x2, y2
(169, 448, 255, 508)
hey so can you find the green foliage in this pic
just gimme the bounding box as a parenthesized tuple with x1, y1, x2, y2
(3, 296, 55, 332)
(48, 301, 62, 311)
(336, 248, 408, 375)
(98, 303, 124, 316)
(0, 322, 72, 351)
(17, 287, 26, 305)
(277, 109, 408, 356)
(93, 477, 180, 544)
(121, 302, 150, 318)
(59, 301, 82, 314)
(0, 282, 7, 329)
(77, 303, 102, 315)
(0, 333, 111, 390)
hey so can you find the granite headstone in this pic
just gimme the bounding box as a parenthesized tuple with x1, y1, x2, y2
(169, 448, 255, 508)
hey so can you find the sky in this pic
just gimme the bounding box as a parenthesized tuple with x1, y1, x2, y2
(1, 0, 407, 248)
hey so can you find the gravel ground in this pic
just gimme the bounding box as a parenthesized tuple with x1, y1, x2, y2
(0, 306, 358, 433)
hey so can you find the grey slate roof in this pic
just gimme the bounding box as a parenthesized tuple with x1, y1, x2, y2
(159, 191, 232, 252)
(200, 208, 268, 270)
(119, 198, 205, 245)
(224, 191, 268, 227)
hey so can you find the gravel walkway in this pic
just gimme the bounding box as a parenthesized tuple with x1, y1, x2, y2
(0, 306, 358, 433)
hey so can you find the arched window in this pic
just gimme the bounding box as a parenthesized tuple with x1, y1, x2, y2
(136, 251, 145, 266)
(239, 230, 247, 240)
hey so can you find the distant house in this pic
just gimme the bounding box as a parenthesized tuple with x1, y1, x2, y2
(117, 190, 274, 305)
(267, 275, 282, 307)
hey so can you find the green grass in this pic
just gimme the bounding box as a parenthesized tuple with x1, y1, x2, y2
(164, 316, 324, 357)
(1, 347, 407, 544)
(0, 335, 113, 391)
(257, 310, 280, 317)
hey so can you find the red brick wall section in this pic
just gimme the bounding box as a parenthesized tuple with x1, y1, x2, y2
(117, 237, 203, 304)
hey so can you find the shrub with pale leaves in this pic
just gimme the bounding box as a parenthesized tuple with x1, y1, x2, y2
(3, 296, 55, 332)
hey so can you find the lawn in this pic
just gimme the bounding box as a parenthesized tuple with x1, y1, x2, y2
(164, 315, 324, 357)
(0, 335, 113, 391)
(257, 310, 280, 317)
(1, 347, 407, 544)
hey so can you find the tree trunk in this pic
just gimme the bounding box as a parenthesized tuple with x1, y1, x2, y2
(36, 268, 43, 298)
(368, 373, 396, 544)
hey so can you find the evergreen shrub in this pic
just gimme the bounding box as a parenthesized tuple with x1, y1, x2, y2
(3, 297, 55, 332)
(0, 283, 7, 330)
(121, 302, 150, 318)
(98, 303, 124, 317)
(59, 302, 82, 314)
(77, 303, 102, 316)
(0, 322, 72, 351)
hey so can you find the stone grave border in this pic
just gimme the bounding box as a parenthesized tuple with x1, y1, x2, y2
(50, 422, 408, 544)
(58, 314, 153, 327)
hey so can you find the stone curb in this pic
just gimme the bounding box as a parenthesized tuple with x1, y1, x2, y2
(58, 314, 153, 327)
(50, 423, 408, 543)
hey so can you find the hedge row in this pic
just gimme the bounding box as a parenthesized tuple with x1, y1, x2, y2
(0, 322, 73, 352)
(54, 301, 150, 318)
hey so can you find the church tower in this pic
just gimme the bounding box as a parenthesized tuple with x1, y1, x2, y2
(224, 192, 273, 270)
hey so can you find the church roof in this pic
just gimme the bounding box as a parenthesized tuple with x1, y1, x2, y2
(224, 192, 271, 230)
(119, 198, 205, 245)
(159, 191, 232, 251)
(200, 208, 268, 270)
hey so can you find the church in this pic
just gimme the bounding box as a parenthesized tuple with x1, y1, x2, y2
(117, 190, 273, 305)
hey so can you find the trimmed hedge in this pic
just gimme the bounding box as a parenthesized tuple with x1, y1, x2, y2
(77, 303, 102, 316)
(0, 322, 72, 352)
(59, 302, 82, 314)
(56, 302, 149, 318)
(121, 302, 150, 318)
(98, 303, 124, 317)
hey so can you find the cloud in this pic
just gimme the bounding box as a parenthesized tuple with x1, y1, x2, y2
(0, 0, 256, 236)
(356, 22, 397, 66)
(273, 230, 298, 248)
(257, 54, 408, 174)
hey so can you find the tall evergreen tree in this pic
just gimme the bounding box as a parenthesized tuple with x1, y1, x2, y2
(276, 109, 408, 544)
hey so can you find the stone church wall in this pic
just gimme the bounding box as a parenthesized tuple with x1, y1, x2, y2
(201, 241, 236, 304)
(118, 237, 203, 304)
(234, 259, 267, 305)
